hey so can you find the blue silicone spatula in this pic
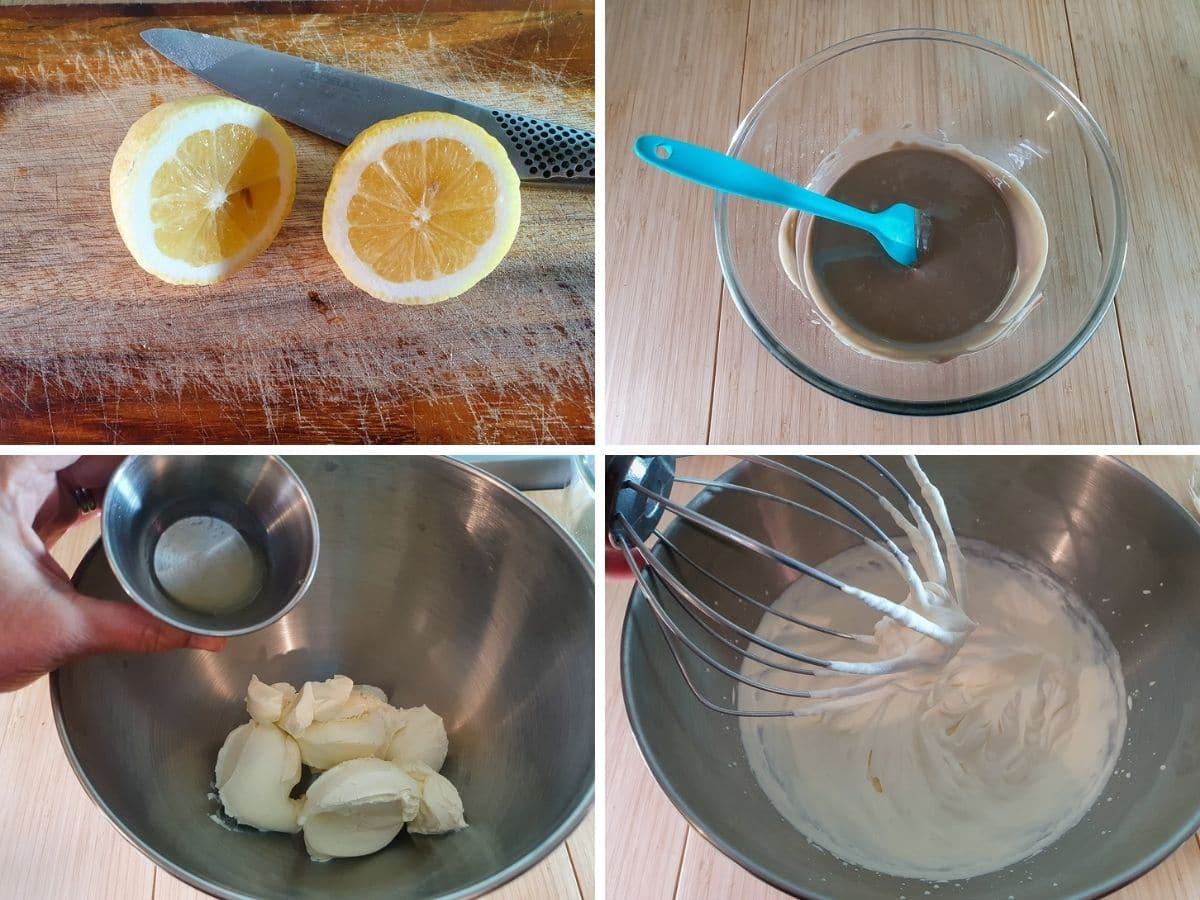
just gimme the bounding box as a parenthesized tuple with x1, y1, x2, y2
(634, 135, 926, 267)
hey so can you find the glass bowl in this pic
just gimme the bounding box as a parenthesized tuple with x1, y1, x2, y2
(715, 29, 1127, 414)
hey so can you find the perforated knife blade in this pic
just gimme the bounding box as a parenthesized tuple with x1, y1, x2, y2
(141, 28, 594, 189)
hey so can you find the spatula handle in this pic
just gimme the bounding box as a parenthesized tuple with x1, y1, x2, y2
(633, 135, 876, 233)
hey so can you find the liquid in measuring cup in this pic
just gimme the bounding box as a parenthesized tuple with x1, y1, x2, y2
(153, 516, 265, 614)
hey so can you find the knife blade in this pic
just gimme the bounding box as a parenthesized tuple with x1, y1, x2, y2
(141, 28, 594, 189)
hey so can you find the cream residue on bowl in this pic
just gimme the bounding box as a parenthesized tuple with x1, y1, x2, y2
(778, 130, 1050, 363)
(737, 540, 1126, 881)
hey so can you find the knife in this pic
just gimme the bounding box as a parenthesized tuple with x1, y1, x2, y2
(142, 28, 594, 190)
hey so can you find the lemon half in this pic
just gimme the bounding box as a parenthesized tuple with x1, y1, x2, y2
(322, 112, 521, 304)
(110, 95, 297, 285)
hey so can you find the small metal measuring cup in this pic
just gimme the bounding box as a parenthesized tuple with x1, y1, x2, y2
(101, 456, 319, 636)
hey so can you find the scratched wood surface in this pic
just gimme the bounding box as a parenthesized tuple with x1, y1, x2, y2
(606, 455, 1200, 898)
(605, 0, 1198, 444)
(0, 468, 595, 900)
(0, 2, 594, 444)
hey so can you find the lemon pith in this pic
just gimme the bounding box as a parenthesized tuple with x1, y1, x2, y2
(110, 95, 297, 285)
(322, 112, 521, 304)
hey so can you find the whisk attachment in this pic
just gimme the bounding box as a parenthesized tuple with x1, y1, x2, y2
(608, 456, 975, 717)
(605, 455, 677, 545)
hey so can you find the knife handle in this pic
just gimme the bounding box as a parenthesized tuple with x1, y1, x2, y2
(489, 110, 595, 188)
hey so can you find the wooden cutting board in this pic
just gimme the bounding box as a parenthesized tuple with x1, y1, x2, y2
(0, 1, 594, 444)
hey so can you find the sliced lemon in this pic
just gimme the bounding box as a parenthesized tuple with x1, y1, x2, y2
(110, 95, 297, 285)
(322, 112, 521, 304)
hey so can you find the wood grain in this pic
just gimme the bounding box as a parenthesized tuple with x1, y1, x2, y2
(1065, 0, 1200, 445)
(604, 577, 689, 899)
(607, 455, 1200, 899)
(488, 841, 587, 900)
(0, 3, 594, 444)
(604, 0, 750, 443)
(565, 808, 596, 900)
(604, 0, 1177, 444)
(0, 467, 593, 900)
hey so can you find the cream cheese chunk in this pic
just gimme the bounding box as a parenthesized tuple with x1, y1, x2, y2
(213, 675, 466, 861)
(402, 762, 467, 835)
(385, 705, 449, 772)
(245, 676, 297, 724)
(298, 758, 421, 861)
(296, 706, 390, 771)
(214, 721, 302, 833)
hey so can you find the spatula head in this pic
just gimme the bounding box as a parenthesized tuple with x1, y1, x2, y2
(873, 202, 925, 267)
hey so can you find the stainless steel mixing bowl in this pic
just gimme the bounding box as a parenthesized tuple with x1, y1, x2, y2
(622, 457, 1200, 900)
(54, 456, 595, 900)
(102, 455, 319, 636)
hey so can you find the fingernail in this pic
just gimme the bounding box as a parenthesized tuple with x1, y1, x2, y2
(188, 636, 227, 652)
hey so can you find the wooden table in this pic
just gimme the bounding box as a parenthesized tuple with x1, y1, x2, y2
(0, 471, 594, 900)
(606, 455, 1200, 899)
(606, 0, 1199, 444)
(0, 2, 594, 444)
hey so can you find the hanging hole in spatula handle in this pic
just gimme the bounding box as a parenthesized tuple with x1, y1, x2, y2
(632, 134, 810, 209)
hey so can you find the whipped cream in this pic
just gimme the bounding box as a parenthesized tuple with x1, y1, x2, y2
(737, 465, 1125, 881)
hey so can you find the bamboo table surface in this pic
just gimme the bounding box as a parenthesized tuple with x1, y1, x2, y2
(0, 477, 594, 900)
(606, 0, 1200, 445)
(0, 1, 594, 444)
(606, 455, 1200, 899)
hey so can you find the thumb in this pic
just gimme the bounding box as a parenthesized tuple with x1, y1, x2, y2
(74, 595, 226, 656)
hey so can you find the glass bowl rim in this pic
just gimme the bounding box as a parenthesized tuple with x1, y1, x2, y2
(713, 27, 1129, 417)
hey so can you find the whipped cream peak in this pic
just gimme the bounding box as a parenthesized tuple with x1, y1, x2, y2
(823, 458, 977, 678)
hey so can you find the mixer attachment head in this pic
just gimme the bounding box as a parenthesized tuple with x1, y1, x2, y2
(607, 456, 975, 717)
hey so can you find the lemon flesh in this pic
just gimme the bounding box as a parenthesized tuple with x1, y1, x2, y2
(110, 96, 297, 285)
(323, 112, 521, 304)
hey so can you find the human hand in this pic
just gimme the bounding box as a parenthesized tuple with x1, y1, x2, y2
(0, 456, 224, 692)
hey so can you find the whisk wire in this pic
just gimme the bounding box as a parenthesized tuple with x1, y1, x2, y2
(648, 536, 828, 678)
(743, 455, 934, 604)
(613, 455, 968, 718)
(617, 521, 809, 717)
(620, 513, 839, 670)
(653, 529, 869, 643)
(625, 477, 951, 644)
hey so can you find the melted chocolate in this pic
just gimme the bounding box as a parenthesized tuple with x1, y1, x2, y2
(808, 146, 1018, 346)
